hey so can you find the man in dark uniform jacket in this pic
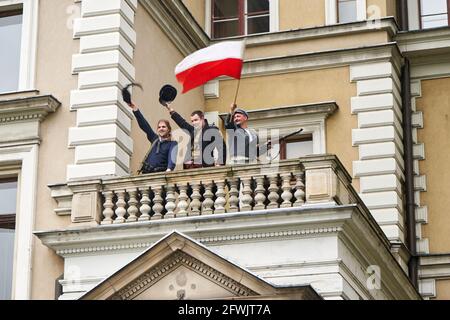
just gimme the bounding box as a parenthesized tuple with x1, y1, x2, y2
(127, 101, 178, 173)
(165, 104, 226, 169)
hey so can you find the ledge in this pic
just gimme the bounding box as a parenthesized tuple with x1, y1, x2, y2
(0, 94, 61, 123)
(219, 101, 338, 123)
(215, 17, 399, 47)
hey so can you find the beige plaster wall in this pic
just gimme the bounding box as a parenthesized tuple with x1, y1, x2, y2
(280, 0, 326, 30)
(182, 0, 206, 30)
(245, 31, 390, 61)
(417, 77, 450, 254)
(435, 279, 450, 300)
(31, 0, 79, 299)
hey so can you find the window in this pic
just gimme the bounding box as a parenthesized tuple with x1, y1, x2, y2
(280, 135, 314, 160)
(338, 0, 358, 23)
(0, 178, 18, 300)
(420, 0, 449, 29)
(0, 9, 23, 93)
(212, 0, 270, 39)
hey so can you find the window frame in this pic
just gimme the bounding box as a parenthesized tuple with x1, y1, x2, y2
(207, 0, 278, 39)
(0, 0, 38, 93)
(325, 0, 366, 25)
(418, 0, 450, 29)
(280, 134, 313, 160)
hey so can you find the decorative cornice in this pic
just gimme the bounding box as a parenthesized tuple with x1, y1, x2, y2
(110, 251, 258, 300)
(239, 43, 403, 78)
(0, 95, 61, 123)
(54, 226, 343, 256)
(396, 27, 450, 57)
(219, 102, 338, 123)
(139, 0, 209, 56)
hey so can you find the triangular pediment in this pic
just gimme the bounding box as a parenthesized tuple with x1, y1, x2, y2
(80, 231, 320, 300)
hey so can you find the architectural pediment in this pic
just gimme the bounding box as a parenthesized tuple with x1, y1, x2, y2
(80, 231, 320, 300)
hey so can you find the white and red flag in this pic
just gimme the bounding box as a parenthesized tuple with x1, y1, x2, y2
(175, 40, 245, 93)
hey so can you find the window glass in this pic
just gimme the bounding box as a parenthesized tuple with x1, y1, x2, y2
(247, 0, 269, 14)
(247, 15, 270, 34)
(212, 0, 270, 38)
(0, 180, 18, 215)
(338, 0, 358, 23)
(0, 178, 17, 300)
(214, 0, 239, 18)
(421, 0, 448, 28)
(286, 139, 314, 159)
(0, 12, 22, 93)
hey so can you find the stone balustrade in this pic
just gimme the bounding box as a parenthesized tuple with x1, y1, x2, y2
(50, 155, 356, 227)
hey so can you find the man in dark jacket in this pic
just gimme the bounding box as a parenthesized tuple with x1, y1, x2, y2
(165, 105, 226, 169)
(127, 101, 178, 174)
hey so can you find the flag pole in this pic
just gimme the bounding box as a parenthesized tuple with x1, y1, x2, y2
(233, 78, 241, 106)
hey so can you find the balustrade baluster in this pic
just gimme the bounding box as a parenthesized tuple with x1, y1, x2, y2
(267, 175, 280, 209)
(138, 188, 151, 221)
(240, 178, 253, 211)
(165, 185, 176, 219)
(228, 179, 239, 213)
(126, 188, 138, 222)
(214, 181, 226, 214)
(113, 190, 127, 224)
(202, 182, 214, 215)
(254, 176, 267, 210)
(189, 182, 201, 216)
(294, 171, 305, 207)
(101, 191, 114, 225)
(152, 186, 164, 219)
(177, 184, 189, 217)
(280, 174, 293, 208)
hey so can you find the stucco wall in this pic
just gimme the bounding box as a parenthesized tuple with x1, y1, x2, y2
(182, 0, 206, 30)
(435, 279, 450, 300)
(417, 77, 450, 254)
(31, 0, 79, 299)
(280, 0, 325, 30)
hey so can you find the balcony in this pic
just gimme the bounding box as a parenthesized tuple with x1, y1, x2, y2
(36, 155, 420, 300)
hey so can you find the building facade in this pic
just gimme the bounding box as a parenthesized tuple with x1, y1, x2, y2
(0, 0, 449, 300)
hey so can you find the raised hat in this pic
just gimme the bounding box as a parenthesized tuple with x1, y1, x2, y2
(121, 83, 143, 105)
(159, 84, 177, 107)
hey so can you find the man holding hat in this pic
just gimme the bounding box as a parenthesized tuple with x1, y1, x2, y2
(164, 105, 226, 169)
(225, 104, 259, 164)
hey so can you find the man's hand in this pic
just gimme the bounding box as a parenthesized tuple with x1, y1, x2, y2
(166, 168, 172, 172)
(165, 103, 175, 113)
(127, 102, 138, 112)
(230, 103, 237, 113)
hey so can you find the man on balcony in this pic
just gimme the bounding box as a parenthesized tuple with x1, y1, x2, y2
(127, 102, 178, 174)
(165, 105, 226, 169)
(225, 104, 260, 165)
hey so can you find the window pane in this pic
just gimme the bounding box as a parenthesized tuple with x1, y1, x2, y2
(247, 0, 269, 14)
(247, 15, 269, 34)
(213, 20, 240, 38)
(338, 0, 358, 23)
(421, 0, 448, 15)
(422, 14, 449, 28)
(0, 13, 22, 93)
(0, 228, 15, 300)
(286, 140, 314, 158)
(213, 0, 239, 18)
(0, 180, 17, 215)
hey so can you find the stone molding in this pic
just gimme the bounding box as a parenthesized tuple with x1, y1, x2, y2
(111, 250, 258, 300)
(0, 95, 60, 123)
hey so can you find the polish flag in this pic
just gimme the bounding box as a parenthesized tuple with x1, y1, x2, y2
(175, 40, 245, 93)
